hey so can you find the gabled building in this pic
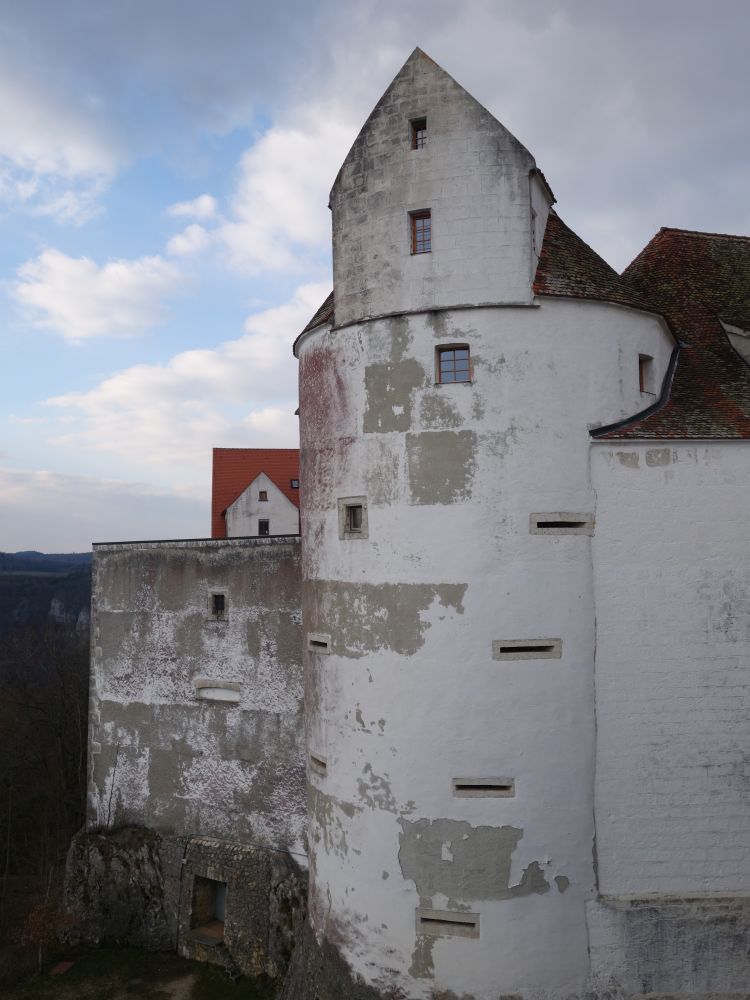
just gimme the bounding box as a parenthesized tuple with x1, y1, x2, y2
(212, 447, 300, 538)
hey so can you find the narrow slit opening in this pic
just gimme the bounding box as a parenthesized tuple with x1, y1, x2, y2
(454, 782, 512, 792)
(420, 916, 474, 928)
(536, 520, 585, 529)
(498, 644, 554, 653)
(309, 754, 327, 775)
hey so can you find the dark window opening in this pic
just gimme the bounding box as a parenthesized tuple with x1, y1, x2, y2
(639, 354, 654, 393)
(438, 346, 470, 383)
(258, 520, 270, 536)
(410, 210, 431, 254)
(346, 505, 363, 533)
(211, 593, 225, 618)
(259, 490, 268, 501)
(291, 479, 299, 489)
(411, 117, 427, 149)
(190, 876, 227, 944)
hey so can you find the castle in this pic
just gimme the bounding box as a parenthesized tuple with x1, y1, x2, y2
(71, 49, 750, 999)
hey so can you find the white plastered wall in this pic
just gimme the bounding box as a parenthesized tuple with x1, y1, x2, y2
(591, 440, 750, 894)
(224, 472, 300, 537)
(298, 297, 674, 998)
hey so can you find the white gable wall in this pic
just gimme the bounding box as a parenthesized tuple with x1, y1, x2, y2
(224, 472, 300, 537)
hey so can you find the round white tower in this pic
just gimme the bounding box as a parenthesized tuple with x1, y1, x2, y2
(291, 49, 674, 1000)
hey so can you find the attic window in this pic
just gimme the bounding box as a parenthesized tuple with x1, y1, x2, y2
(437, 346, 471, 383)
(639, 354, 655, 393)
(411, 117, 427, 149)
(410, 210, 431, 254)
(259, 490, 268, 501)
(291, 479, 299, 489)
(258, 519, 270, 536)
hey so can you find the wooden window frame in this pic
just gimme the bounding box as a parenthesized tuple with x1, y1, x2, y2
(410, 210, 431, 255)
(258, 490, 268, 501)
(410, 117, 427, 149)
(436, 344, 471, 384)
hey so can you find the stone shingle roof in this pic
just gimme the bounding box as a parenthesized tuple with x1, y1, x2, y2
(532, 210, 639, 306)
(300, 291, 334, 335)
(593, 228, 750, 439)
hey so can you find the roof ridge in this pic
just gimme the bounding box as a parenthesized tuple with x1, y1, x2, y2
(656, 226, 750, 242)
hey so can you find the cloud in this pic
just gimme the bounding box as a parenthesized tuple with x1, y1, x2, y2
(42, 282, 324, 484)
(13, 249, 184, 342)
(0, 466, 206, 551)
(168, 194, 217, 220)
(167, 223, 212, 256)
(217, 106, 357, 274)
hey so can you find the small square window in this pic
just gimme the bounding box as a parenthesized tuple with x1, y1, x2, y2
(258, 520, 270, 536)
(437, 345, 471, 383)
(259, 490, 268, 501)
(411, 117, 427, 149)
(410, 210, 431, 254)
(291, 479, 299, 489)
(338, 496, 368, 540)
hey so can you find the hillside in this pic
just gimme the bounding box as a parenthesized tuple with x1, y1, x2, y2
(0, 551, 92, 635)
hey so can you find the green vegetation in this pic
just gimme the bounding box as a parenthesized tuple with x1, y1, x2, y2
(5, 946, 278, 999)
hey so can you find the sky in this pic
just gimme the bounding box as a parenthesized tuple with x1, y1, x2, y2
(1, 0, 748, 551)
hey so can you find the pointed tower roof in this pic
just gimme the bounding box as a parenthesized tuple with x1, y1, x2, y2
(330, 47, 535, 200)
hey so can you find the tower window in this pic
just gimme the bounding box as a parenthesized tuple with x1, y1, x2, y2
(259, 490, 268, 501)
(437, 345, 471, 383)
(410, 210, 431, 254)
(410, 117, 427, 149)
(338, 496, 368, 539)
(346, 504, 363, 533)
(258, 520, 270, 536)
(639, 354, 654, 393)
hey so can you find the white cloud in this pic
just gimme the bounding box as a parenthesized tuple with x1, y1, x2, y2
(42, 282, 325, 484)
(13, 249, 184, 342)
(0, 466, 206, 551)
(167, 223, 212, 256)
(167, 194, 218, 220)
(217, 106, 357, 274)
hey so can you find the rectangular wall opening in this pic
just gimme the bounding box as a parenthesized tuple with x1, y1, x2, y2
(492, 638, 562, 661)
(309, 753, 328, 776)
(452, 777, 515, 797)
(530, 513, 594, 536)
(190, 876, 227, 945)
(307, 633, 331, 654)
(416, 907, 479, 939)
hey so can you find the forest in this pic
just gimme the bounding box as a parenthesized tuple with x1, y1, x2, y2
(0, 555, 91, 984)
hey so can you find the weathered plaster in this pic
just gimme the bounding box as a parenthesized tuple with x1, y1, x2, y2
(398, 818, 549, 904)
(303, 579, 466, 659)
(88, 537, 306, 856)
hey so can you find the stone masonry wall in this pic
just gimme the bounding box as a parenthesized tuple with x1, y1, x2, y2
(88, 536, 306, 855)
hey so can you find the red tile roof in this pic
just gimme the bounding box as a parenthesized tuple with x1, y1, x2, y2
(593, 228, 750, 439)
(211, 448, 300, 538)
(533, 210, 643, 307)
(297, 214, 750, 440)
